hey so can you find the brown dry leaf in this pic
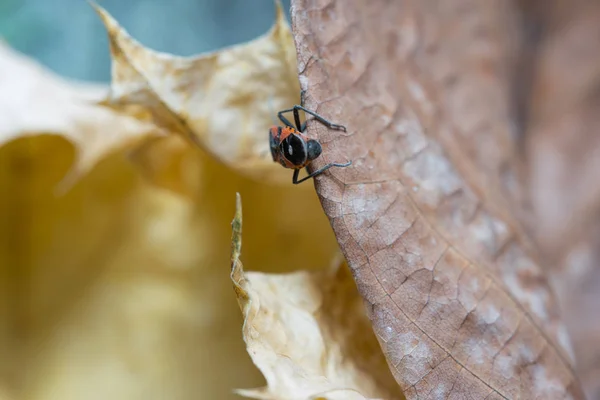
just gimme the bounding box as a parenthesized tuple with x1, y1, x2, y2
(291, 1, 586, 398)
(230, 194, 404, 400)
(92, 1, 300, 185)
(0, 40, 162, 190)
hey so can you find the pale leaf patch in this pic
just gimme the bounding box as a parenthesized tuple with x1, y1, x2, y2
(92, 1, 301, 185)
(230, 194, 405, 400)
(0, 39, 340, 400)
(0, 40, 163, 190)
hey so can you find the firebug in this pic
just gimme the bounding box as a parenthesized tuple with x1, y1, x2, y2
(269, 91, 351, 184)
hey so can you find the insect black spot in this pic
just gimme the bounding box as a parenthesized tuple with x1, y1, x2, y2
(281, 134, 307, 166)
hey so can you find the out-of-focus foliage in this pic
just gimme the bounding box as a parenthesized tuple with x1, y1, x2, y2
(0, 4, 375, 399)
(93, 2, 299, 184)
(230, 194, 404, 400)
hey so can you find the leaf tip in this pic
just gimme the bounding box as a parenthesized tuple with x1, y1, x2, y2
(235, 192, 242, 214)
(231, 192, 243, 263)
(89, 1, 126, 45)
(273, 0, 286, 25)
(88, 1, 110, 24)
(86, 0, 99, 10)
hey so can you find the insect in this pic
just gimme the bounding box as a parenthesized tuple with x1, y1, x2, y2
(269, 94, 352, 184)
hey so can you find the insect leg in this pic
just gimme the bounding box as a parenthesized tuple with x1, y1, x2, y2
(294, 106, 346, 132)
(277, 109, 295, 128)
(278, 108, 303, 131)
(292, 168, 301, 184)
(292, 161, 352, 184)
(279, 91, 347, 132)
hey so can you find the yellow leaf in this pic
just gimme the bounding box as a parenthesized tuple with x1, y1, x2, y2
(230, 194, 405, 400)
(92, 1, 300, 185)
(0, 40, 163, 191)
(0, 21, 340, 398)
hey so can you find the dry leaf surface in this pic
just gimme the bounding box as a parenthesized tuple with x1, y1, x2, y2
(93, 2, 301, 185)
(0, 6, 341, 398)
(230, 194, 404, 400)
(291, 0, 585, 398)
(0, 48, 261, 397)
(0, 41, 160, 189)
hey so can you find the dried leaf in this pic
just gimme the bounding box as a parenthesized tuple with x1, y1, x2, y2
(92, 1, 301, 185)
(0, 23, 340, 400)
(230, 194, 404, 400)
(291, 1, 584, 398)
(0, 41, 161, 190)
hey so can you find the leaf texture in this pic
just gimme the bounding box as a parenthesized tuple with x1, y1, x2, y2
(0, 6, 340, 398)
(290, 0, 586, 398)
(0, 41, 159, 190)
(230, 194, 404, 400)
(92, 1, 301, 185)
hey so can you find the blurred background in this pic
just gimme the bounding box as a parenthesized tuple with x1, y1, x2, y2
(1, 2, 309, 400)
(0, 0, 291, 82)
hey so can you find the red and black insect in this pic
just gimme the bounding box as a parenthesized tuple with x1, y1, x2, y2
(269, 94, 351, 184)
